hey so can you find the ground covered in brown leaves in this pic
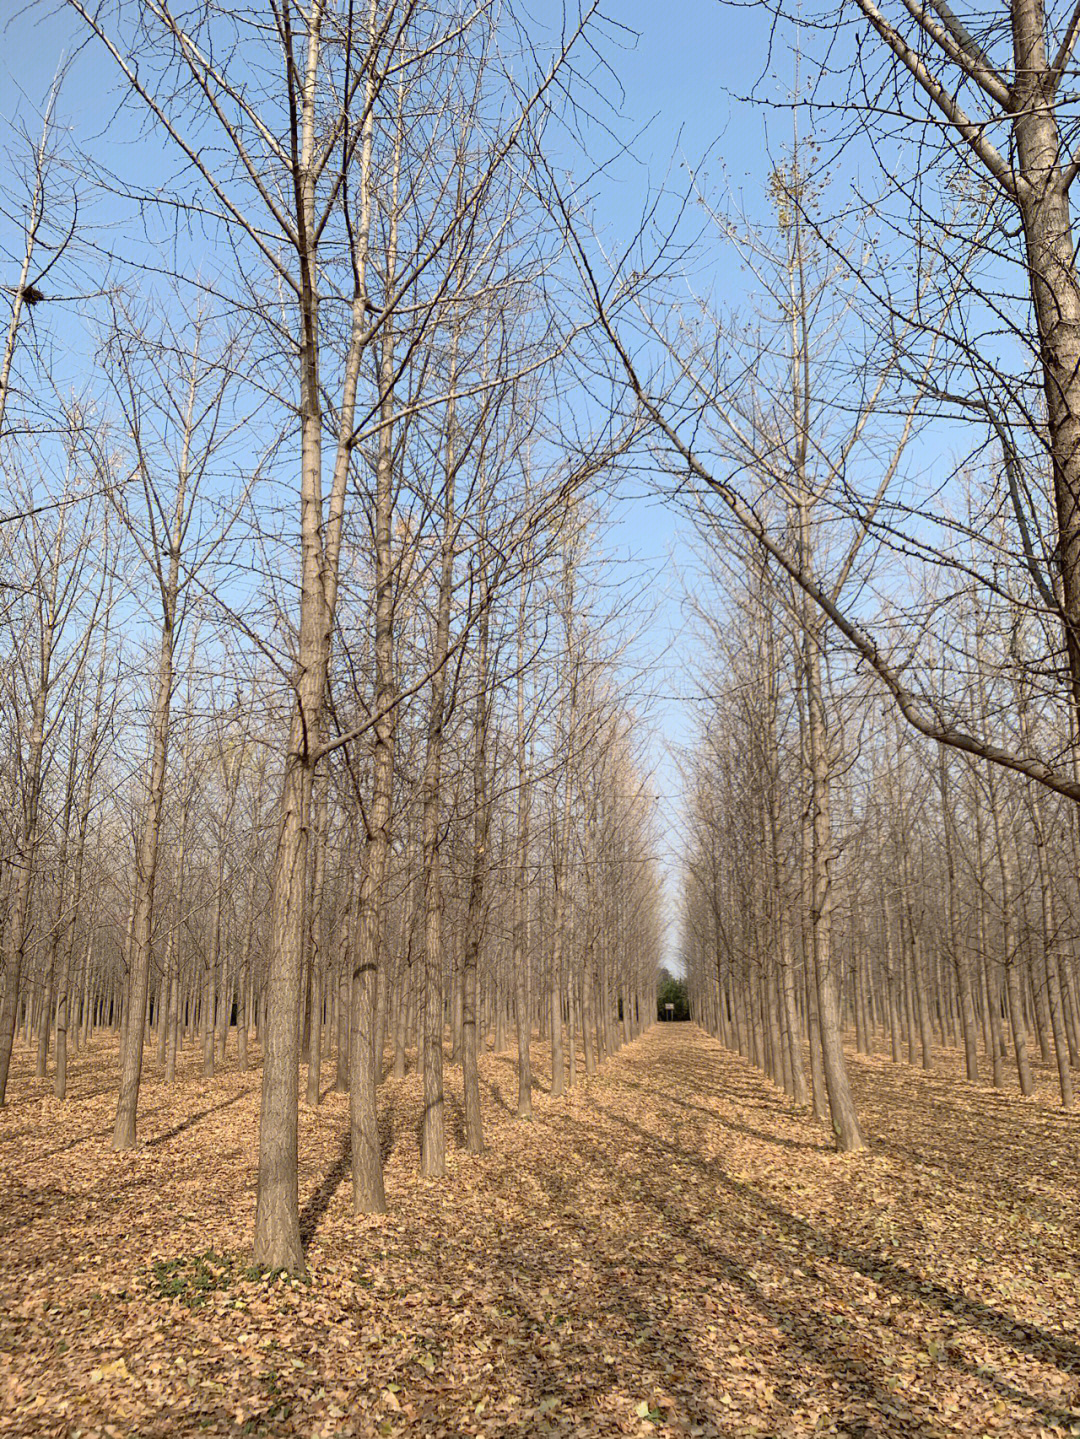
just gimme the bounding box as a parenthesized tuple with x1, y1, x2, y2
(1, 1025, 1078, 1439)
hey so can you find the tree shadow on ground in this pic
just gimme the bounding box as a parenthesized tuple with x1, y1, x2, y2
(447, 1094, 465, 1148)
(300, 1132, 351, 1246)
(519, 1035, 1076, 1438)
(300, 1107, 398, 1248)
(585, 1095, 1080, 1385)
(145, 1087, 253, 1148)
(483, 1077, 514, 1115)
(601, 1074, 825, 1153)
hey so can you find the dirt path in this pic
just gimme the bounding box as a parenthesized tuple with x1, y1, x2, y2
(1, 1024, 1078, 1437)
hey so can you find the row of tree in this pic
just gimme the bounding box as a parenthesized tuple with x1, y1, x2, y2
(0, 460, 662, 1113)
(0, 355, 664, 1232)
(666, 129, 1080, 1140)
(0, 0, 662, 1275)
(681, 539, 1080, 1143)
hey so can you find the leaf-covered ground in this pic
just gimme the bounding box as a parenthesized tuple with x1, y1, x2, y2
(1, 1025, 1078, 1438)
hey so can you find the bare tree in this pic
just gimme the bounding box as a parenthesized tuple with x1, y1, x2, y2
(0, 445, 107, 1105)
(104, 304, 244, 1147)
(67, 0, 604, 1273)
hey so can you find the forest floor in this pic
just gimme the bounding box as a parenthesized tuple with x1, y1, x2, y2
(1, 1025, 1078, 1439)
